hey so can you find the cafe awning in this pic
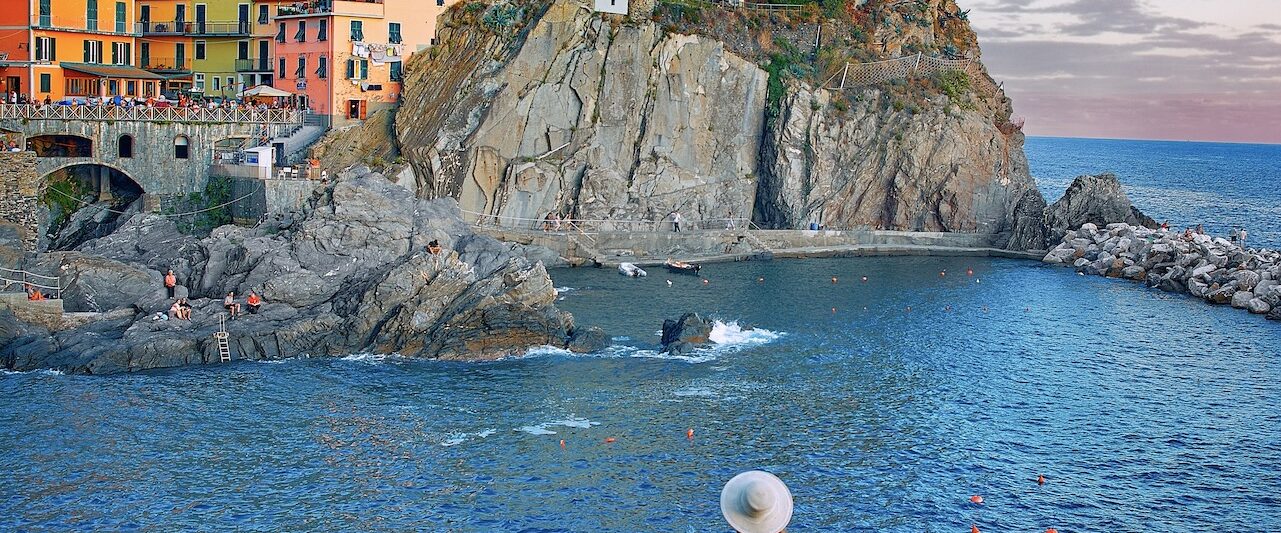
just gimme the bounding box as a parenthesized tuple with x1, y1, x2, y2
(61, 62, 165, 80)
(239, 84, 293, 98)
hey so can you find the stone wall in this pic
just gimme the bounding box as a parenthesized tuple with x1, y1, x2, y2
(0, 151, 43, 252)
(230, 177, 320, 223)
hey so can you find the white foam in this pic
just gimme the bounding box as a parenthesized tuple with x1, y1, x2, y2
(554, 286, 576, 295)
(709, 321, 782, 346)
(515, 345, 575, 359)
(440, 428, 498, 447)
(1, 368, 64, 376)
(516, 416, 600, 435)
(339, 352, 406, 364)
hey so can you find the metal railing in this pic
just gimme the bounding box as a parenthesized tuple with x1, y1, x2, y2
(235, 58, 272, 72)
(0, 267, 63, 296)
(459, 208, 754, 234)
(0, 104, 303, 125)
(277, 0, 384, 17)
(136, 20, 252, 36)
(139, 56, 190, 71)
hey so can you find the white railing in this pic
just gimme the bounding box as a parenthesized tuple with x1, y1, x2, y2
(459, 208, 753, 234)
(0, 267, 63, 294)
(826, 53, 975, 89)
(0, 104, 303, 124)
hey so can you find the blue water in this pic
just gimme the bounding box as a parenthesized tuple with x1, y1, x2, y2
(1027, 137, 1281, 248)
(3, 138, 1281, 531)
(4, 255, 1280, 531)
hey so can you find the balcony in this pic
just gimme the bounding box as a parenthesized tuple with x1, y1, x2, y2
(236, 58, 272, 72)
(139, 57, 191, 73)
(276, 0, 385, 19)
(136, 20, 252, 36)
(0, 104, 304, 125)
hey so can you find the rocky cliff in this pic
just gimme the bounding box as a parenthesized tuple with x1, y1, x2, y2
(1, 168, 604, 375)
(391, 0, 1038, 238)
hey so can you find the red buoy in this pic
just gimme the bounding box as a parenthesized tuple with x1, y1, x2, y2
(1037, 474, 1046, 485)
(605, 437, 616, 443)
(687, 428, 694, 439)
(969, 495, 984, 505)
(971, 526, 981, 533)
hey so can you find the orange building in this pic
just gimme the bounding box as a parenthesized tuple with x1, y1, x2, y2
(271, 0, 456, 127)
(1, 0, 163, 101)
(134, 0, 194, 92)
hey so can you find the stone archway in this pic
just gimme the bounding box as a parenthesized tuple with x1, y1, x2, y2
(26, 134, 94, 157)
(39, 163, 147, 250)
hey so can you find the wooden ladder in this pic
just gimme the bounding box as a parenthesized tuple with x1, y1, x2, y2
(214, 314, 231, 362)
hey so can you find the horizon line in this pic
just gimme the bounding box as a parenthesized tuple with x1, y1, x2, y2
(1024, 134, 1281, 147)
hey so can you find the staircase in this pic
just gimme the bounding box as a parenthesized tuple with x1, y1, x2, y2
(214, 315, 231, 362)
(742, 230, 775, 254)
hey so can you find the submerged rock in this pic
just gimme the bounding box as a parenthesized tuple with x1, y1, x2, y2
(2, 169, 596, 374)
(661, 313, 713, 355)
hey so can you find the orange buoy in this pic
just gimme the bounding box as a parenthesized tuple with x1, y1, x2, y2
(605, 437, 616, 443)
(969, 495, 984, 505)
(1045, 529, 1058, 533)
(560, 439, 566, 449)
(967, 268, 974, 276)
(971, 526, 981, 533)
(702, 279, 709, 285)
(940, 271, 947, 277)
(687, 428, 694, 439)
(1037, 474, 1046, 485)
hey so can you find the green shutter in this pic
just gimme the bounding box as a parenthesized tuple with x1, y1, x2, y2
(346, 59, 354, 79)
(40, 74, 51, 93)
(360, 60, 367, 79)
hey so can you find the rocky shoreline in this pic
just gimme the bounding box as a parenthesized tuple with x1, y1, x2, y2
(1, 168, 607, 375)
(1043, 223, 1281, 321)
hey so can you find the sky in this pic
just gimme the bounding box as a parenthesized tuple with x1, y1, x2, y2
(964, 0, 1281, 143)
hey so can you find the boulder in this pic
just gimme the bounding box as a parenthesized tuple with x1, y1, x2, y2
(1043, 247, 1075, 264)
(566, 326, 610, 353)
(1122, 266, 1147, 280)
(1233, 270, 1261, 291)
(1247, 299, 1271, 315)
(661, 313, 713, 354)
(1039, 174, 1157, 249)
(1230, 291, 1254, 309)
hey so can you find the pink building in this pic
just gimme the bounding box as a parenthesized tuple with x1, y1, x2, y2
(271, 0, 454, 127)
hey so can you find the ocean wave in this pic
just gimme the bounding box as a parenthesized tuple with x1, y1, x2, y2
(516, 416, 600, 436)
(1, 368, 65, 376)
(339, 352, 406, 364)
(440, 428, 497, 447)
(709, 321, 782, 347)
(554, 286, 576, 295)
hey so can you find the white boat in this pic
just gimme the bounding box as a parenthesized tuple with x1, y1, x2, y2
(618, 263, 647, 277)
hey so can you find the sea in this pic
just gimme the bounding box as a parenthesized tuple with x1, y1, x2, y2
(2, 138, 1279, 531)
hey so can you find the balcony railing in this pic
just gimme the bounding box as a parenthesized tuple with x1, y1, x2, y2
(136, 20, 252, 36)
(276, 0, 384, 17)
(139, 57, 190, 72)
(235, 58, 272, 72)
(0, 104, 303, 125)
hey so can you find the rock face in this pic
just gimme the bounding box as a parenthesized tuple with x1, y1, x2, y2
(661, 313, 713, 354)
(1043, 222, 1280, 320)
(1, 168, 596, 375)
(396, 0, 1038, 237)
(1006, 173, 1156, 251)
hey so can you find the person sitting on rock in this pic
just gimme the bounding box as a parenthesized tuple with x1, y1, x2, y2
(178, 298, 192, 320)
(164, 269, 178, 298)
(170, 300, 184, 320)
(25, 284, 44, 301)
(427, 239, 442, 255)
(224, 292, 241, 319)
(246, 291, 262, 314)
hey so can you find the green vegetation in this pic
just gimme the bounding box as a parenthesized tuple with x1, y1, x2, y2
(763, 38, 812, 119)
(41, 175, 93, 229)
(935, 69, 973, 107)
(168, 176, 233, 235)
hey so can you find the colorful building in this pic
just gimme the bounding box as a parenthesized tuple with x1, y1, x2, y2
(1, 0, 163, 101)
(135, 0, 193, 92)
(271, 0, 456, 127)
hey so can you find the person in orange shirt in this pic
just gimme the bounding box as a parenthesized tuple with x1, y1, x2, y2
(164, 269, 177, 298)
(246, 290, 262, 314)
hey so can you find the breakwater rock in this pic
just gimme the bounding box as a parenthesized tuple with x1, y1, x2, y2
(1005, 172, 1157, 251)
(661, 313, 713, 355)
(1043, 223, 1281, 320)
(2, 169, 607, 375)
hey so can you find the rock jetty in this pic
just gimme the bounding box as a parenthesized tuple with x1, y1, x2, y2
(1, 168, 608, 375)
(1043, 223, 1281, 320)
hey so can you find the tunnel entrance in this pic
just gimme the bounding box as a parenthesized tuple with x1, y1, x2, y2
(41, 164, 146, 251)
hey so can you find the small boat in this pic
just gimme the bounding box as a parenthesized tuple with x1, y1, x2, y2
(664, 259, 701, 276)
(618, 262, 647, 277)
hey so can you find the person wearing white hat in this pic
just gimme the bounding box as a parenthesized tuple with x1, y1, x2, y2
(720, 471, 793, 533)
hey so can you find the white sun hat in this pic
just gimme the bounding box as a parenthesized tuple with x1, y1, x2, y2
(720, 471, 794, 533)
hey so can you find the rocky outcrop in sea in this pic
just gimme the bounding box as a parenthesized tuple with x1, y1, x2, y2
(1043, 223, 1281, 320)
(1, 168, 607, 375)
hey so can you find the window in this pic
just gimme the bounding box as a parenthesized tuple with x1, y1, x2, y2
(390, 61, 402, 81)
(140, 42, 149, 67)
(350, 20, 363, 41)
(108, 79, 118, 95)
(294, 21, 307, 42)
(127, 80, 136, 95)
(237, 41, 249, 60)
(38, 0, 51, 27)
(388, 22, 402, 44)
(346, 59, 368, 80)
(66, 78, 100, 96)
(194, 72, 205, 91)
(40, 74, 51, 93)
(227, 76, 235, 91)
(176, 43, 186, 65)
(257, 4, 268, 24)
(213, 76, 220, 91)
(115, 2, 126, 33)
(317, 56, 327, 79)
(145, 81, 156, 97)
(35, 37, 55, 62)
(345, 59, 354, 79)
(174, 136, 190, 159)
(110, 42, 131, 65)
(195, 41, 206, 60)
(360, 59, 367, 80)
(295, 56, 306, 79)
(278, 57, 286, 79)
(87, 0, 98, 30)
(118, 135, 133, 158)
(276, 22, 285, 43)
(437, 0, 444, 5)
(83, 40, 103, 63)
(317, 19, 327, 41)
